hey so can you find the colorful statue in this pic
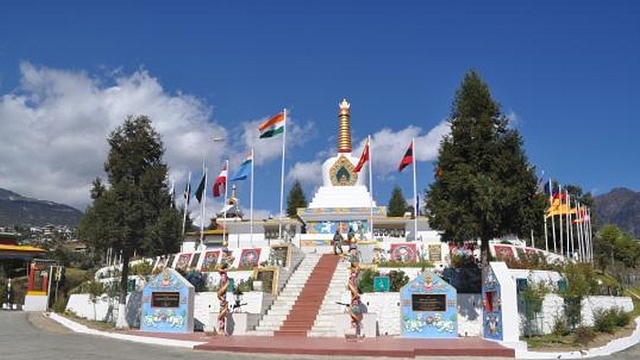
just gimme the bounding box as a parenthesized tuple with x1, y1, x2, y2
(216, 261, 229, 335)
(216, 245, 234, 336)
(347, 258, 362, 336)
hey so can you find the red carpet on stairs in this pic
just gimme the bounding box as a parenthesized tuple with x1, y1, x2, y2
(274, 254, 340, 337)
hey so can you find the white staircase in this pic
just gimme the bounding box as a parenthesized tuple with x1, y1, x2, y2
(308, 257, 350, 337)
(249, 252, 323, 335)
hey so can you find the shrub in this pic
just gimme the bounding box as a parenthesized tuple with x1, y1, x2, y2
(552, 315, 570, 337)
(573, 326, 596, 345)
(614, 308, 632, 327)
(129, 261, 153, 276)
(358, 268, 377, 293)
(593, 308, 618, 334)
(388, 270, 409, 292)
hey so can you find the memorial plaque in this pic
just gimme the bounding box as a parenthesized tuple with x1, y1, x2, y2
(151, 291, 180, 308)
(428, 244, 442, 262)
(411, 293, 446, 312)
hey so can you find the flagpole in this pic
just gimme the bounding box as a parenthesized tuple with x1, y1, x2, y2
(278, 109, 287, 241)
(567, 191, 573, 260)
(367, 135, 374, 240)
(223, 159, 229, 247)
(549, 179, 557, 254)
(411, 138, 418, 242)
(250, 147, 255, 247)
(558, 185, 565, 257)
(182, 171, 191, 237)
(577, 202, 585, 262)
(200, 164, 207, 250)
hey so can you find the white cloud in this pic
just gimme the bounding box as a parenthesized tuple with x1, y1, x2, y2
(287, 160, 323, 185)
(0, 63, 272, 211)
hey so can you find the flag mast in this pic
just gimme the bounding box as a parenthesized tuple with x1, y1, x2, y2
(182, 171, 191, 237)
(367, 135, 374, 240)
(223, 159, 229, 247)
(249, 147, 255, 247)
(278, 109, 287, 241)
(200, 164, 207, 250)
(412, 138, 418, 242)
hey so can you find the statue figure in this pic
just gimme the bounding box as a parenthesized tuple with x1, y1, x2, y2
(347, 260, 362, 337)
(216, 261, 229, 336)
(332, 229, 344, 255)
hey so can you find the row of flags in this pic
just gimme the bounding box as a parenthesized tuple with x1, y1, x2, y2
(351, 137, 414, 174)
(179, 111, 283, 210)
(542, 179, 593, 262)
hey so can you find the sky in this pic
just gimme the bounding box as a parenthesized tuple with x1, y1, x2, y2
(0, 1, 638, 226)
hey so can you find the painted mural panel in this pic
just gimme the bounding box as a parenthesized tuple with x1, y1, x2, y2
(141, 268, 194, 333)
(239, 248, 261, 269)
(483, 266, 503, 340)
(400, 270, 457, 338)
(390, 243, 417, 263)
(175, 253, 191, 271)
(201, 250, 219, 271)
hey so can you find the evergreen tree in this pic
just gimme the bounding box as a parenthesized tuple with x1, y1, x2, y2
(78, 115, 182, 328)
(425, 70, 542, 270)
(388, 186, 408, 217)
(286, 179, 307, 218)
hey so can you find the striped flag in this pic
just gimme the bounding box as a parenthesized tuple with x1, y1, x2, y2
(212, 163, 228, 197)
(398, 141, 413, 172)
(258, 112, 285, 139)
(231, 150, 253, 181)
(353, 137, 370, 173)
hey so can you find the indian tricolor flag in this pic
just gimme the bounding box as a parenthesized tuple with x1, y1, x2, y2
(258, 112, 285, 139)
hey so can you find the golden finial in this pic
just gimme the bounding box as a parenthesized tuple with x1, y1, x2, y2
(228, 184, 238, 205)
(338, 98, 352, 153)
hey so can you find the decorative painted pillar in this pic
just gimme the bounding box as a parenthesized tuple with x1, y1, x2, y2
(347, 259, 362, 335)
(216, 246, 234, 336)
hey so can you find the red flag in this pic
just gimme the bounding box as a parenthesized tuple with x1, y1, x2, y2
(398, 141, 413, 172)
(212, 163, 228, 197)
(353, 137, 370, 173)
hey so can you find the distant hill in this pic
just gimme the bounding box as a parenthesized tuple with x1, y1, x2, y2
(594, 187, 640, 239)
(0, 188, 83, 227)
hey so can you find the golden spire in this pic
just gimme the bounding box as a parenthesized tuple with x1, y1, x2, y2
(338, 98, 352, 153)
(228, 184, 237, 205)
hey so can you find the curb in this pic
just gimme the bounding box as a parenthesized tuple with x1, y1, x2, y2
(47, 312, 206, 349)
(517, 317, 640, 359)
(47, 312, 640, 358)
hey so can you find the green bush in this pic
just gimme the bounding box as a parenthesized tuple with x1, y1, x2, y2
(358, 268, 377, 293)
(593, 308, 617, 334)
(614, 308, 632, 327)
(552, 316, 570, 337)
(593, 307, 631, 333)
(388, 270, 409, 292)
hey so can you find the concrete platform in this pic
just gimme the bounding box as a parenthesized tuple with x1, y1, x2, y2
(131, 330, 515, 358)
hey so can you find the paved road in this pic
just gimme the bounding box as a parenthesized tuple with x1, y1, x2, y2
(0, 310, 638, 360)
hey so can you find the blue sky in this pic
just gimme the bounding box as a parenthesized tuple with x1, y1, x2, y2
(0, 1, 638, 225)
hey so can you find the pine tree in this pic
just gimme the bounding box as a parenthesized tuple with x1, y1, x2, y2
(78, 115, 182, 329)
(425, 70, 542, 270)
(286, 179, 307, 218)
(388, 186, 408, 217)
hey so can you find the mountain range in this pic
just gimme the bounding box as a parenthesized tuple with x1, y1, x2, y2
(593, 187, 640, 239)
(0, 188, 83, 228)
(0, 186, 638, 237)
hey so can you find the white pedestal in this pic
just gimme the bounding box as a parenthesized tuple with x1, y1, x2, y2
(336, 313, 377, 338)
(209, 312, 260, 335)
(23, 295, 48, 312)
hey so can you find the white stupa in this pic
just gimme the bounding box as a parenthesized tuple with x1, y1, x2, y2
(307, 99, 377, 209)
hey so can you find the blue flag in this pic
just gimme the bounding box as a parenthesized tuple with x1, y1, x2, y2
(231, 152, 253, 181)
